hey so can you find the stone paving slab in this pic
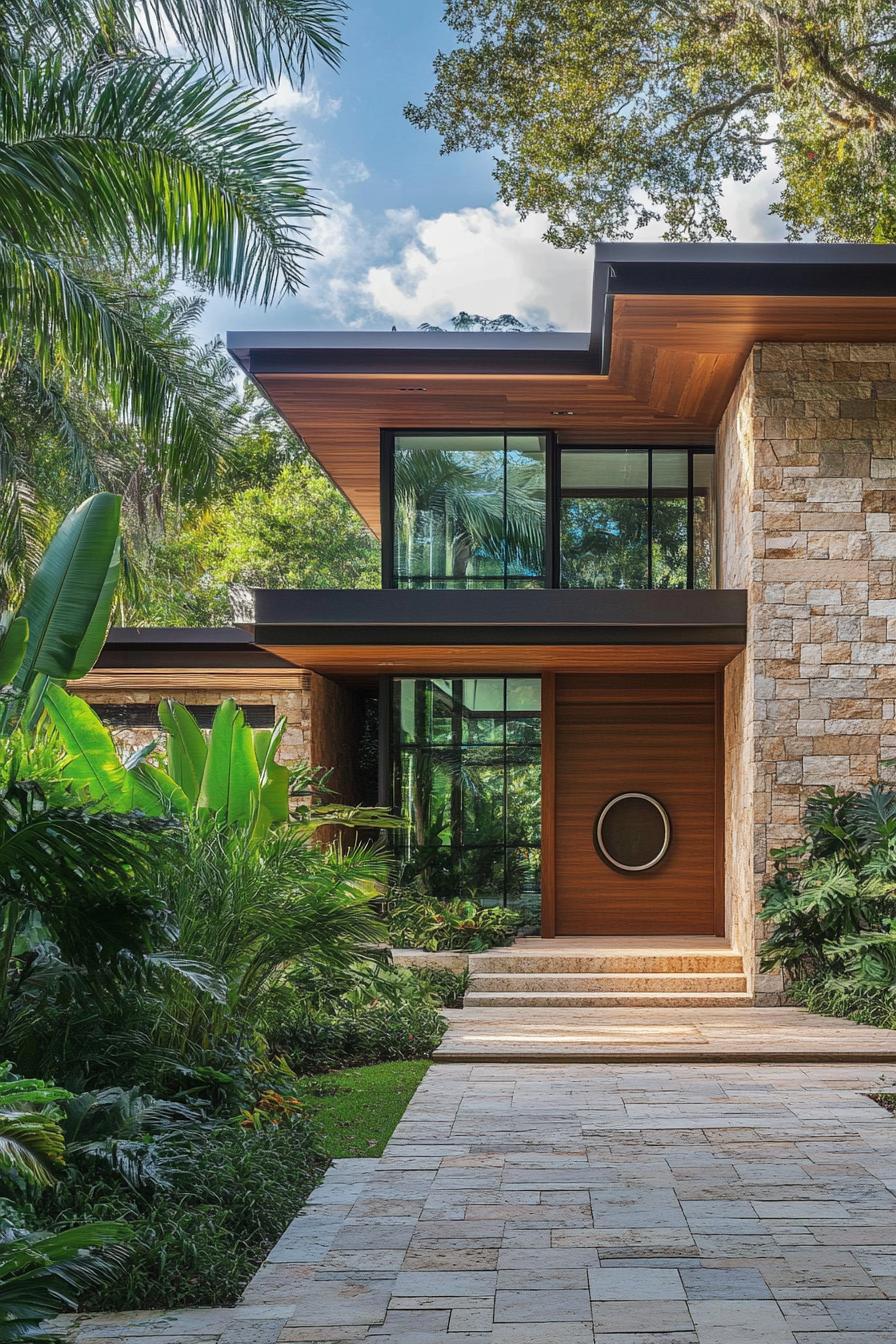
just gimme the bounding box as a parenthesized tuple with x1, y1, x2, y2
(434, 1006, 896, 1062)
(56, 1055, 896, 1342)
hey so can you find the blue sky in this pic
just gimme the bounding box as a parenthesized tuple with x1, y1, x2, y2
(201, 0, 782, 344)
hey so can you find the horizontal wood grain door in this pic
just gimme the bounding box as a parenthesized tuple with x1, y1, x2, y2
(552, 674, 721, 936)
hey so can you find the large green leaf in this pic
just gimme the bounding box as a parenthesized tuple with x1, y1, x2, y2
(252, 718, 290, 839)
(197, 698, 259, 825)
(158, 699, 207, 803)
(0, 613, 28, 686)
(42, 685, 141, 813)
(14, 494, 121, 695)
(69, 536, 121, 679)
(130, 760, 190, 815)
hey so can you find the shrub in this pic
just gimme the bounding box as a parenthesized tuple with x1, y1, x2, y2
(40, 1113, 324, 1311)
(788, 976, 896, 1031)
(386, 891, 522, 952)
(759, 780, 896, 984)
(265, 1003, 447, 1075)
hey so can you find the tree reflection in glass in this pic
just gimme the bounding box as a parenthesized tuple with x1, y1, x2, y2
(393, 677, 541, 920)
(393, 434, 546, 588)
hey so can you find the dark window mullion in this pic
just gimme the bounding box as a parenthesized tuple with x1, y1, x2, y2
(693, 448, 698, 585)
(647, 448, 653, 589)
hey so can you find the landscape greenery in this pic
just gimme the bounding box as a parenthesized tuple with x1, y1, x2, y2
(759, 778, 896, 1028)
(410, 0, 896, 246)
(0, 496, 458, 1334)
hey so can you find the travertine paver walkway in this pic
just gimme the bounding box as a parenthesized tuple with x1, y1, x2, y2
(63, 1059, 896, 1343)
(434, 1006, 896, 1062)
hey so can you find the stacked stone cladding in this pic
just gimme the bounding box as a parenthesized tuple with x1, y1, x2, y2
(718, 341, 896, 996)
(77, 680, 312, 765)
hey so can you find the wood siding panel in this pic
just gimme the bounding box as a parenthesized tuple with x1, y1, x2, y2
(553, 674, 720, 936)
(259, 643, 743, 677)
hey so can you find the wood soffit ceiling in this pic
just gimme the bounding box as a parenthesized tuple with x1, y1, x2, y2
(251, 290, 896, 537)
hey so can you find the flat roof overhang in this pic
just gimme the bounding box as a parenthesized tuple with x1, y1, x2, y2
(228, 243, 896, 535)
(249, 588, 747, 677)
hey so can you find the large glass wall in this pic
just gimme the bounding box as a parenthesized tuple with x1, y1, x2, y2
(559, 446, 715, 589)
(392, 677, 541, 919)
(392, 433, 546, 588)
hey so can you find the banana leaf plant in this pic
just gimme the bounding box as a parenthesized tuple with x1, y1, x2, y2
(42, 690, 402, 842)
(0, 494, 122, 733)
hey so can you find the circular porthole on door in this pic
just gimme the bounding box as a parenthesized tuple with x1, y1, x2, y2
(594, 792, 671, 873)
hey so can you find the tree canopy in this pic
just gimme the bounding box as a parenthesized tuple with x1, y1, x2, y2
(407, 0, 896, 245)
(1, 0, 345, 595)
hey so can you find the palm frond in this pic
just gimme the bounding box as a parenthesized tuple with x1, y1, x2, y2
(0, 1223, 131, 1331)
(2, 0, 346, 87)
(0, 55, 318, 305)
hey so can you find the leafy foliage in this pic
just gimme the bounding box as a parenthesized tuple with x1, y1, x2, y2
(147, 822, 388, 1063)
(39, 1113, 323, 1312)
(1, 0, 345, 592)
(789, 976, 896, 1032)
(0, 1074, 70, 1189)
(129, 455, 379, 625)
(0, 1222, 131, 1341)
(408, 0, 896, 245)
(759, 780, 896, 984)
(386, 890, 523, 952)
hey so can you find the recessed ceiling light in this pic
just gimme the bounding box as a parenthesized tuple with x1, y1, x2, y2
(398, 385, 427, 392)
(551, 409, 574, 416)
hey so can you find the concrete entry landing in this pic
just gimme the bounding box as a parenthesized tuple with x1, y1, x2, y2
(435, 1007, 896, 1064)
(465, 937, 750, 1009)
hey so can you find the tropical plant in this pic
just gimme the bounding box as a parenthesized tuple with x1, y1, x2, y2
(0, 770, 177, 999)
(759, 781, 896, 984)
(0, 494, 121, 730)
(386, 889, 523, 952)
(40, 1112, 322, 1312)
(0, 1074, 70, 1189)
(147, 822, 389, 1059)
(408, 0, 896, 246)
(0, 1222, 131, 1341)
(60, 1088, 201, 1191)
(0, 1067, 131, 1343)
(1, 0, 346, 576)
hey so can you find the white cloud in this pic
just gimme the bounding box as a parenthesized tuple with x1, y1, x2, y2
(362, 203, 592, 329)
(266, 74, 341, 121)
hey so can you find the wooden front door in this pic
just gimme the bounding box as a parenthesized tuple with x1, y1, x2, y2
(542, 674, 722, 937)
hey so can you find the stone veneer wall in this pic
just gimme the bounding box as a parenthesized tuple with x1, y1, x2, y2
(77, 677, 314, 764)
(718, 342, 896, 1001)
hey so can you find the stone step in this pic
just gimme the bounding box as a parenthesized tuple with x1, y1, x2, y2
(463, 990, 754, 1008)
(468, 971, 747, 993)
(467, 951, 744, 975)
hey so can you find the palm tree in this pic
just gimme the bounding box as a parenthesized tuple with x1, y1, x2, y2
(0, 0, 346, 584)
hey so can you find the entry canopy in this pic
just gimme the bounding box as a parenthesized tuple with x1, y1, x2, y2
(228, 243, 896, 535)
(246, 586, 747, 678)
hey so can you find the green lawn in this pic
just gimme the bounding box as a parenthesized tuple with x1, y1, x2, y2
(296, 1060, 430, 1157)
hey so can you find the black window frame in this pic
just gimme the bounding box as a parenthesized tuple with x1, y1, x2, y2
(390, 675, 542, 911)
(557, 444, 716, 591)
(381, 431, 716, 590)
(382, 428, 551, 590)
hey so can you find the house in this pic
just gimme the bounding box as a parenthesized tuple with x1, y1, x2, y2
(85, 242, 896, 1004)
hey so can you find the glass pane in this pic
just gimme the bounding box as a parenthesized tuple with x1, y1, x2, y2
(505, 436, 547, 579)
(692, 453, 715, 589)
(461, 679, 504, 744)
(392, 676, 541, 915)
(560, 450, 649, 588)
(651, 450, 688, 589)
(392, 434, 546, 587)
